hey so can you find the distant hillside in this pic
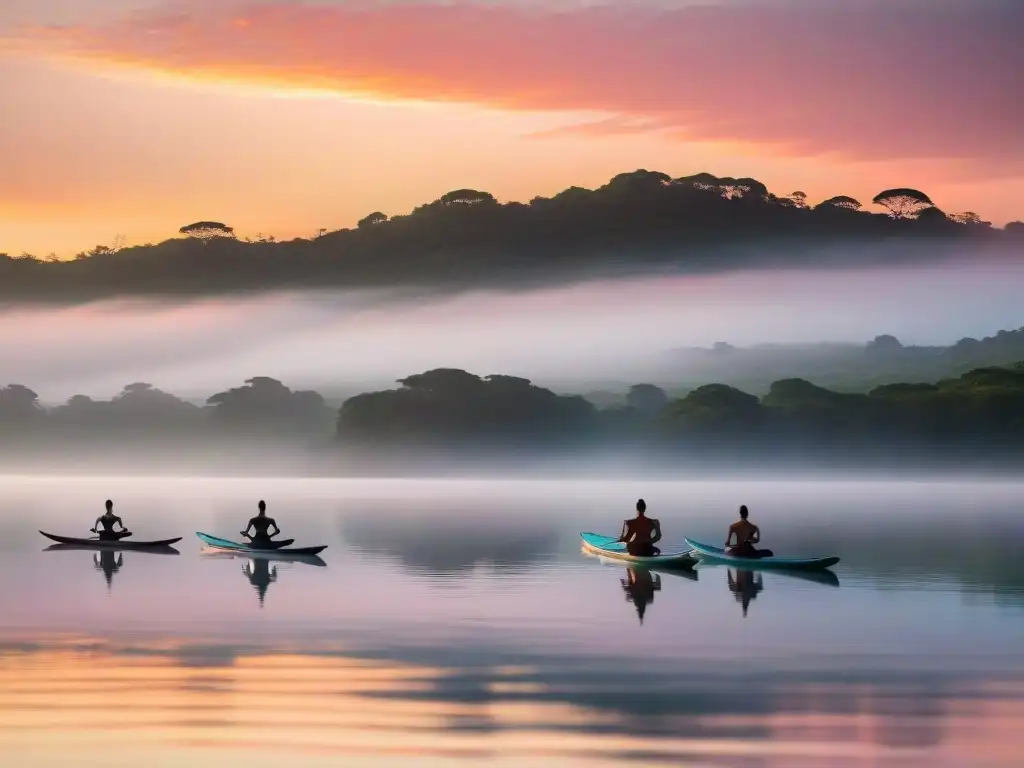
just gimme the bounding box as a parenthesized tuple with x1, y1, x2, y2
(652, 326, 1024, 397)
(3, 170, 1021, 303)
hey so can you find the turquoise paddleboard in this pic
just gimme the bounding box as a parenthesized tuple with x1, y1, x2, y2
(580, 532, 698, 568)
(196, 532, 327, 557)
(684, 538, 839, 571)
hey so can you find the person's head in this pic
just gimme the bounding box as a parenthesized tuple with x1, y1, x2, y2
(257, 500, 266, 515)
(104, 499, 113, 512)
(636, 499, 646, 516)
(739, 504, 748, 520)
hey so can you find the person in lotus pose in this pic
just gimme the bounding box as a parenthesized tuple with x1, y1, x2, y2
(92, 500, 131, 541)
(618, 499, 662, 557)
(241, 500, 281, 548)
(725, 505, 774, 558)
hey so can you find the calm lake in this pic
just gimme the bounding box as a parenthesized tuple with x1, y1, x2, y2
(1, 476, 1022, 767)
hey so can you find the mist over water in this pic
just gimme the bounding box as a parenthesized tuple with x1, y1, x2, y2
(4, 256, 1023, 401)
(1, 476, 1023, 766)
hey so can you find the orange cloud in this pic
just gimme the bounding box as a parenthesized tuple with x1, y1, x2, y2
(9, 0, 1022, 170)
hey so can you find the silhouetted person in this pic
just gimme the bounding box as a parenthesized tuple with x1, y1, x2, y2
(92, 500, 131, 541)
(241, 500, 281, 548)
(618, 499, 662, 556)
(93, 550, 123, 591)
(243, 559, 278, 608)
(725, 505, 773, 558)
(620, 567, 661, 625)
(727, 569, 763, 618)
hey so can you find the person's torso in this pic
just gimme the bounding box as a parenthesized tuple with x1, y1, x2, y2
(627, 516, 655, 542)
(98, 514, 118, 531)
(250, 516, 273, 534)
(733, 521, 756, 543)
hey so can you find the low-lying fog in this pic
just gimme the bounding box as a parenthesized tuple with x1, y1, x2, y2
(3, 257, 1023, 402)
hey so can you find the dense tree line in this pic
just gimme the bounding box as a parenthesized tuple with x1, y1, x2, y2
(658, 326, 1024, 396)
(0, 377, 334, 449)
(333, 365, 1024, 467)
(3, 171, 1021, 303)
(3, 360, 1024, 470)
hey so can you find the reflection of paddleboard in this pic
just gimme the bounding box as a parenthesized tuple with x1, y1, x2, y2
(580, 532, 697, 568)
(44, 543, 180, 556)
(40, 531, 182, 549)
(685, 538, 839, 571)
(196, 532, 327, 558)
(199, 548, 327, 567)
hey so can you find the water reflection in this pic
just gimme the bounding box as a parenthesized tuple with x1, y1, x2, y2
(3, 636, 1016, 766)
(340, 500, 559, 577)
(727, 568, 764, 618)
(200, 550, 326, 608)
(43, 543, 180, 591)
(621, 568, 661, 625)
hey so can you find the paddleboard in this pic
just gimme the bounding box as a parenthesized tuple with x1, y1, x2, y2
(39, 531, 183, 550)
(196, 532, 327, 557)
(580, 532, 697, 568)
(684, 538, 839, 571)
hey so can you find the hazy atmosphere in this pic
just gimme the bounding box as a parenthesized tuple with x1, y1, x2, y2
(4, 256, 1024, 401)
(2, 1, 1022, 766)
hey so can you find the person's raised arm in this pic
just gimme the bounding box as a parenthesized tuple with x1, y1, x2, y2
(91, 517, 102, 533)
(751, 524, 761, 544)
(269, 519, 281, 537)
(725, 525, 736, 547)
(241, 519, 254, 537)
(651, 519, 662, 544)
(114, 516, 126, 531)
(618, 519, 630, 542)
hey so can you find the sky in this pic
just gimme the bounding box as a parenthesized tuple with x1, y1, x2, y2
(1, 0, 1022, 257)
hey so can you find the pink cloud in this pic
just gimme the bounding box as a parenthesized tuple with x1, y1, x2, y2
(10, 0, 1023, 167)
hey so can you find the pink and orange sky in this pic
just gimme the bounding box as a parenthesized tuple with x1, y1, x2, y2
(1, 0, 1021, 257)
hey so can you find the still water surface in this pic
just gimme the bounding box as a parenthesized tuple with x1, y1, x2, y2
(1, 477, 1022, 767)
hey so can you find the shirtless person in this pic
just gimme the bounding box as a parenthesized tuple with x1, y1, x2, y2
(725, 505, 773, 559)
(241, 500, 281, 549)
(92, 500, 132, 541)
(618, 499, 662, 557)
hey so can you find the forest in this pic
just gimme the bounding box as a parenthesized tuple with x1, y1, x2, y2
(3, 357, 1023, 470)
(3, 171, 1021, 303)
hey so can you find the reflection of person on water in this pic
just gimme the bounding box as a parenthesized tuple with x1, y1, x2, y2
(621, 567, 661, 625)
(725, 505, 773, 558)
(92, 500, 131, 541)
(241, 500, 280, 548)
(93, 550, 123, 590)
(727, 569, 763, 617)
(618, 499, 662, 556)
(243, 559, 278, 607)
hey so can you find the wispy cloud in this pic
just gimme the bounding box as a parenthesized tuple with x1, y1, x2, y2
(7, 0, 1022, 167)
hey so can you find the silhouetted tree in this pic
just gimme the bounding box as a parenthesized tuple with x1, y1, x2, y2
(866, 334, 904, 355)
(872, 189, 933, 219)
(817, 195, 862, 211)
(625, 384, 668, 415)
(915, 206, 950, 224)
(437, 189, 497, 206)
(206, 376, 331, 437)
(358, 212, 388, 228)
(179, 221, 235, 243)
(950, 211, 991, 227)
(786, 191, 808, 208)
(0, 384, 44, 423)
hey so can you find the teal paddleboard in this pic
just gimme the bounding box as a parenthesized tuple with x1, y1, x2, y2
(684, 538, 839, 571)
(580, 532, 697, 567)
(196, 532, 327, 557)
